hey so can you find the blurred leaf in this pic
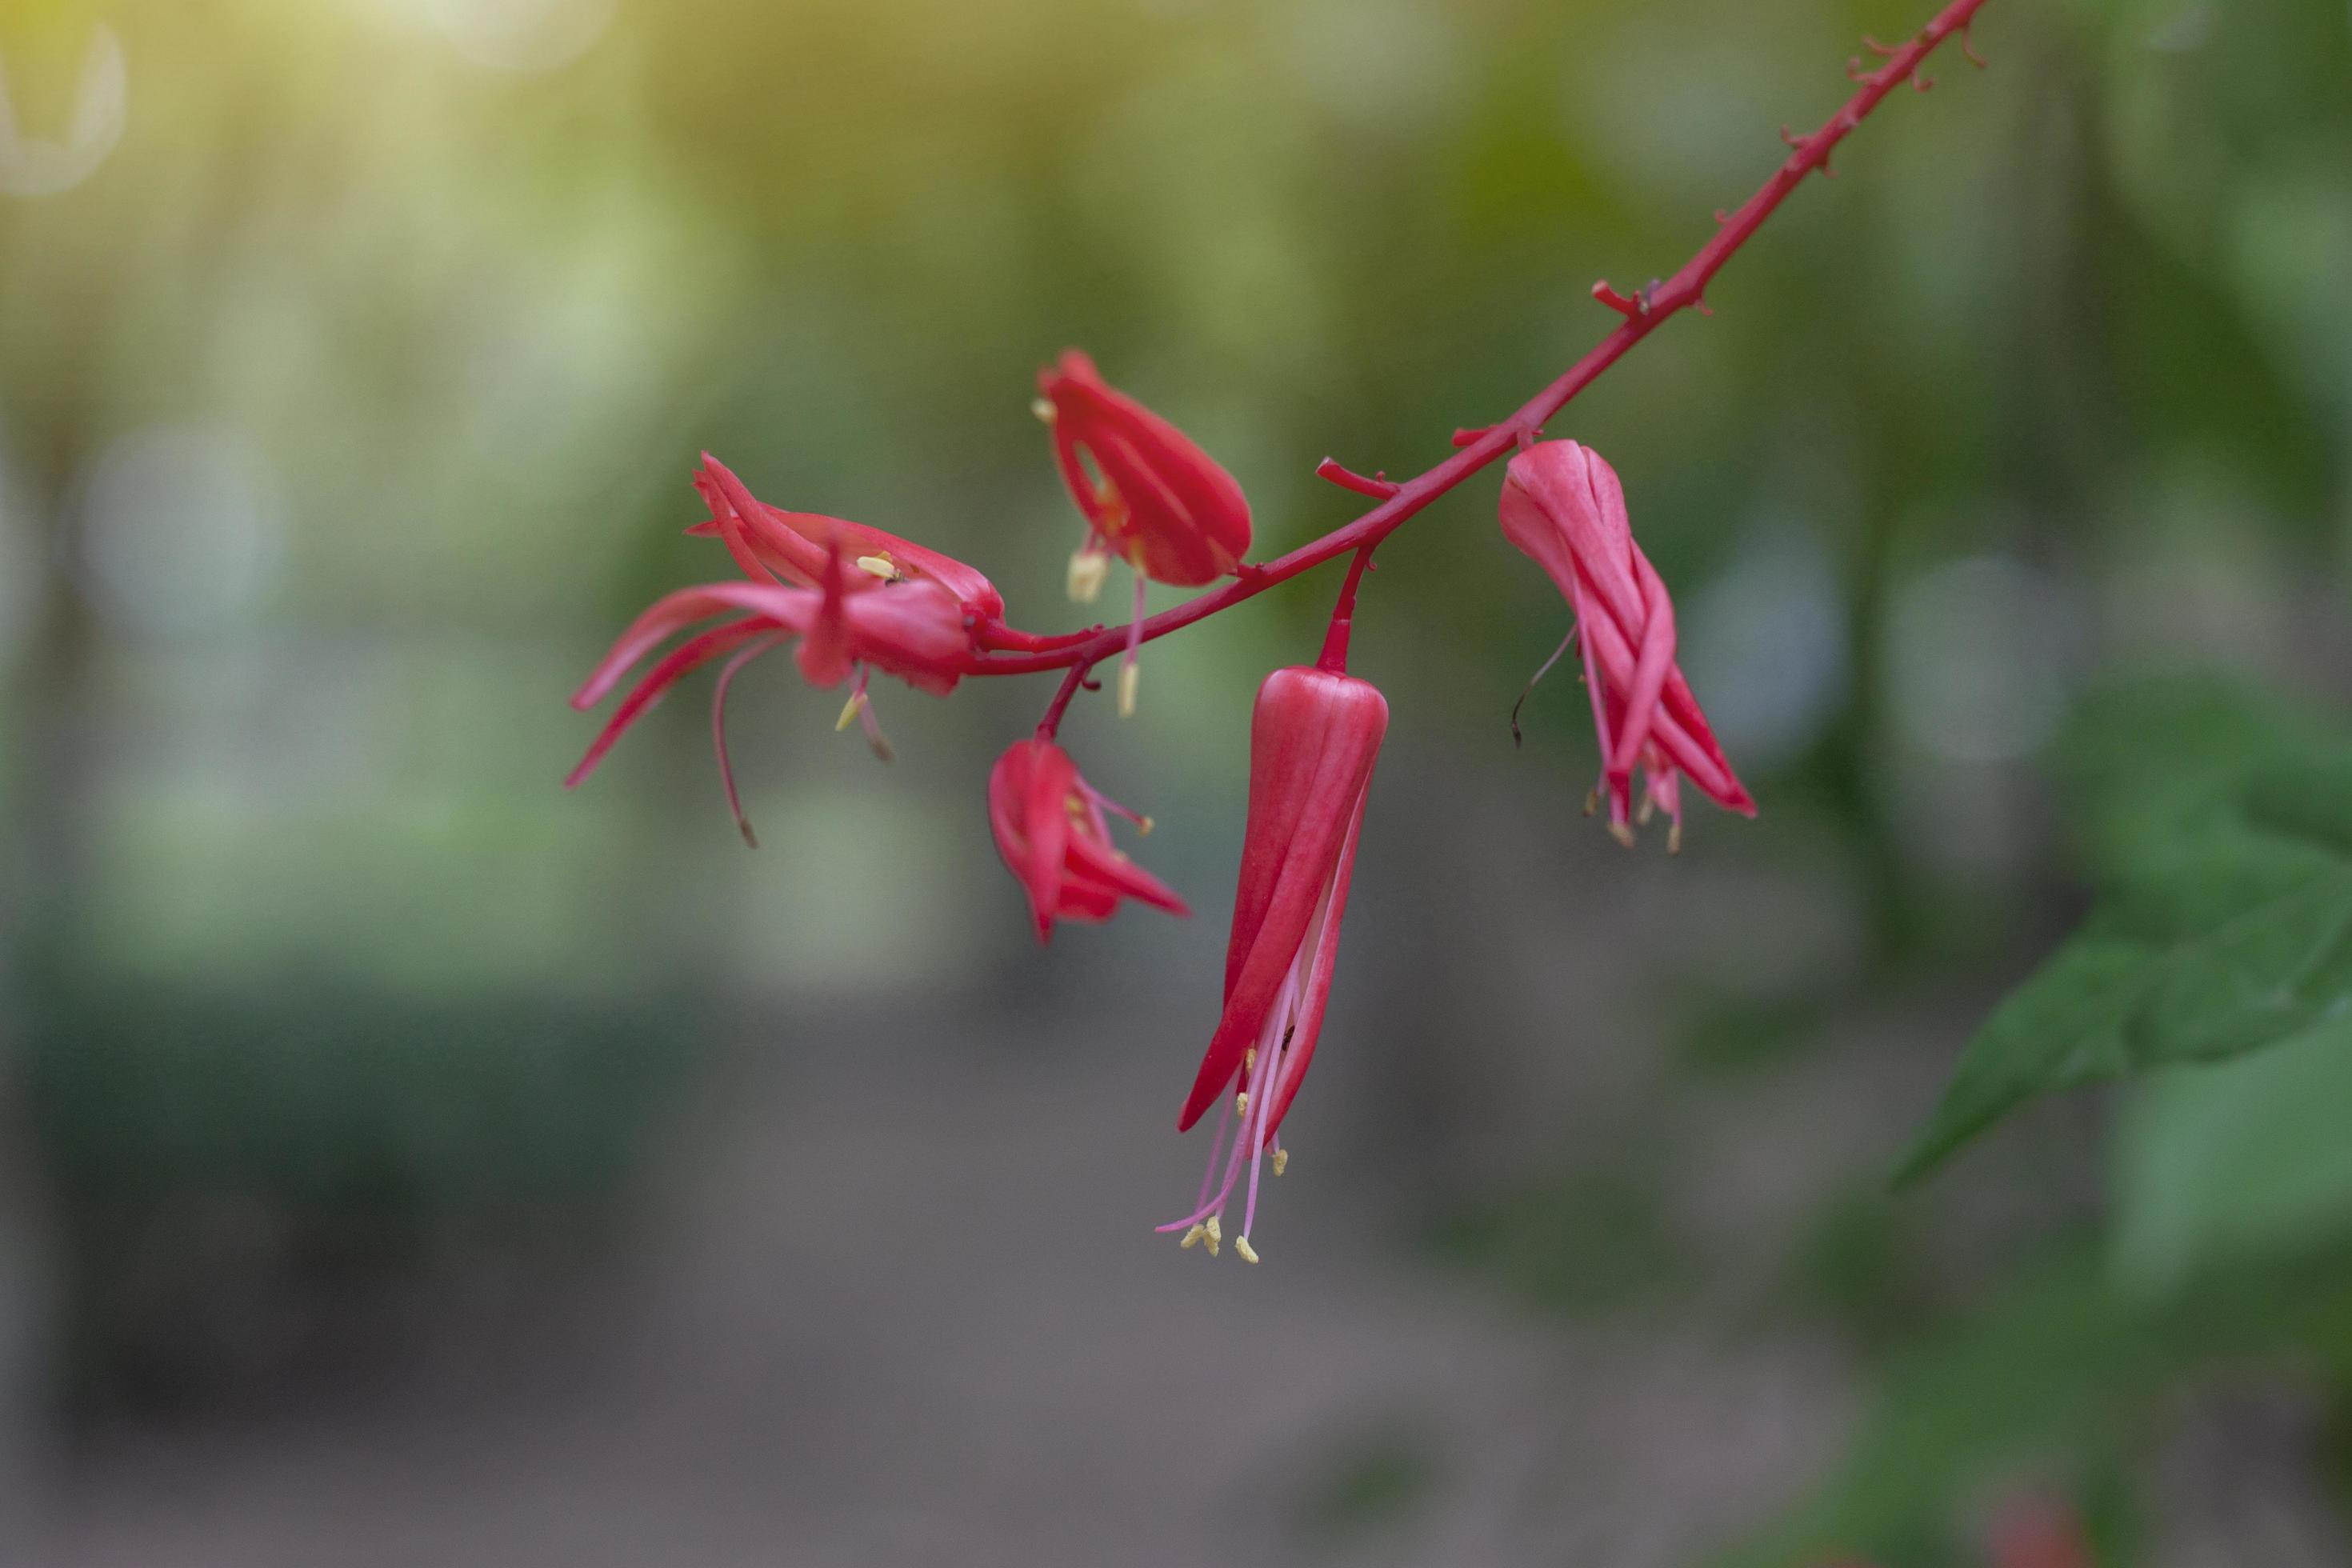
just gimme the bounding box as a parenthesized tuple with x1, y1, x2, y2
(1899, 705, 2352, 1183)
(2112, 1014, 2352, 1293)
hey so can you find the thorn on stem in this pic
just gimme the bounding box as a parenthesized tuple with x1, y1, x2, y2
(1314, 457, 1401, 500)
(1692, 298, 1714, 318)
(1961, 23, 1987, 67)
(1592, 279, 1643, 318)
(1845, 57, 1868, 82)
(1862, 34, 1898, 57)
(1714, 208, 1731, 225)
(1451, 427, 1493, 449)
(1779, 124, 1802, 148)
(1911, 70, 1934, 92)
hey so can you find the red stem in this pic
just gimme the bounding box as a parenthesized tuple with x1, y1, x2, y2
(1316, 545, 1376, 673)
(1036, 659, 1094, 739)
(976, 0, 1990, 684)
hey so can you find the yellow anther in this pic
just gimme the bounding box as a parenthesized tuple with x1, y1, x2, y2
(1272, 1147, 1289, 1176)
(1031, 397, 1057, 424)
(1582, 788, 1600, 818)
(1234, 1237, 1259, 1265)
(1179, 1224, 1206, 1250)
(1067, 547, 1109, 604)
(1118, 662, 1140, 718)
(1234, 1090, 1249, 1116)
(1668, 822, 1684, 856)
(854, 554, 898, 582)
(1243, 1048, 1257, 1074)
(835, 691, 868, 731)
(1636, 796, 1655, 827)
(1137, 815, 1154, 836)
(1608, 820, 1637, 849)
(1204, 1215, 1221, 1256)
(1065, 793, 1088, 819)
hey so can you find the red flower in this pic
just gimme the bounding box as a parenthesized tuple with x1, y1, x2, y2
(987, 738, 1189, 942)
(1036, 350, 1253, 714)
(689, 454, 1004, 621)
(1498, 440, 1754, 849)
(565, 550, 970, 840)
(1158, 666, 1386, 1262)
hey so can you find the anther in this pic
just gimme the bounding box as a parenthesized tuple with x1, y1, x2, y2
(1031, 398, 1056, 424)
(1179, 1223, 1206, 1250)
(854, 554, 898, 581)
(1118, 662, 1140, 718)
(1067, 547, 1109, 604)
(1234, 1238, 1260, 1265)
(835, 691, 868, 731)
(1243, 1048, 1257, 1074)
(1582, 788, 1599, 818)
(1272, 1148, 1289, 1177)
(1234, 1090, 1249, 1117)
(1204, 1215, 1222, 1256)
(1136, 815, 1154, 836)
(1609, 820, 1637, 849)
(1668, 822, 1684, 856)
(1637, 797, 1655, 827)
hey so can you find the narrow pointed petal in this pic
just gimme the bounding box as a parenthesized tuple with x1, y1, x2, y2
(566, 619, 771, 789)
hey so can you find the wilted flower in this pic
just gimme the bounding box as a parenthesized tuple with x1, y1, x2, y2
(1498, 439, 1754, 848)
(1035, 350, 1253, 714)
(988, 738, 1188, 942)
(1158, 665, 1386, 1262)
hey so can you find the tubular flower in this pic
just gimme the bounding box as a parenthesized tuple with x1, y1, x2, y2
(1035, 350, 1254, 716)
(987, 738, 1189, 943)
(565, 550, 970, 838)
(688, 453, 1004, 621)
(1498, 440, 1755, 850)
(1158, 666, 1386, 1263)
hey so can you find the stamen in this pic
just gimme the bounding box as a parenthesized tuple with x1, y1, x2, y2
(1118, 568, 1146, 718)
(1031, 398, 1056, 424)
(1243, 1048, 1257, 1074)
(835, 691, 866, 732)
(1067, 544, 1109, 604)
(854, 554, 898, 582)
(1137, 816, 1154, 836)
(1272, 1146, 1289, 1177)
(1203, 1215, 1221, 1256)
(1668, 822, 1684, 855)
(1179, 1224, 1206, 1250)
(1234, 1090, 1249, 1116)
(1234, 1238, 1260, 1265)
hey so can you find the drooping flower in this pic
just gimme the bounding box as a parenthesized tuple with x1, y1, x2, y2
(1035, 350, 1253, 714)
(688, 454, 1005, 621)
(1158, 665, 1386, 1262)
(988, 738, 1189, 942)
(1498, 439, 1754, 849)
(565, 548, 970, 840)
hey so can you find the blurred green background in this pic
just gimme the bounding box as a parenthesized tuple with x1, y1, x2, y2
(1, 0, 2348, 1563)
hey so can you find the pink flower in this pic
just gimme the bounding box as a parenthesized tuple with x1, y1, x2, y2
(1036, 350, 1254, 715)
(1037, 350, 1251, 589)
(565, 546, 971, 841)
(1158, 666, 1386, 1262)
(987, 738, 1189, 942)
(688, 454, 1005, 621)
(1498, 439, 1754, 849)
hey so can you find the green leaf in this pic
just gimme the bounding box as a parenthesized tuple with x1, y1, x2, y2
(1898, 734, 2352, 1184)
(2112, 1015, 2352, 1293)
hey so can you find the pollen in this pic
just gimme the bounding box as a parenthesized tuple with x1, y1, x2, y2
(1136, 815, 1154, 836)
(1067, 546, 1109, 604)
(1243, 1048, 1257, 1074)
(1608, 820, 1637, 849)
(1118, 662, 1140, 718)
(1179, 1223, 1206, 1250)
(1272, 1147, 1289, 1176)
(1204, 1215, 1222, 1256)
(1668, 822, 1685, 855)
(1234, 1090, 1249, 1117)
(835, 691, 868, 731)
(854, 554, 899, 582)
(1031, 397, 1056, 424)
(1234, 1237, 1260, 1265)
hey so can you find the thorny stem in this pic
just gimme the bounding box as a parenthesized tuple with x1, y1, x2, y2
(971, 0, 1992, 715)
